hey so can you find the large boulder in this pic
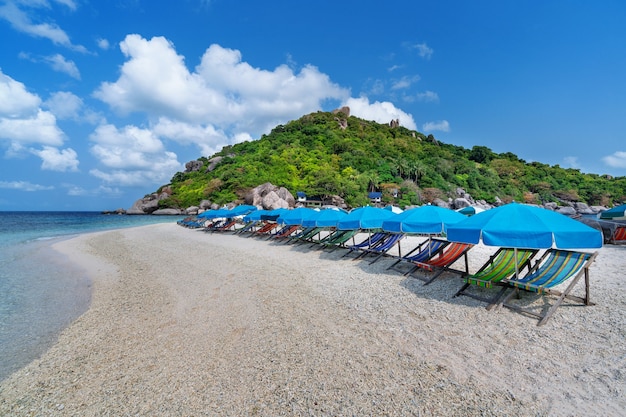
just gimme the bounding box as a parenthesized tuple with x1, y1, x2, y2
(185, 160, 203, 172)
(556, 206, 577, 216)
(453, 197, 471, 209)
(205, 156, 223, 172)
(574, 202, 594, 215)
(152, 208, 182, 215)
(245, 182, 295, 209)
(262, 191, 289, 210)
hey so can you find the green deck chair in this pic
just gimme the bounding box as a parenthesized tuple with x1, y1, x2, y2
(453, 247, 538, 308)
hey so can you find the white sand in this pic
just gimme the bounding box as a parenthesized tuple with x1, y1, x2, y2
(0, 223, 624, 416)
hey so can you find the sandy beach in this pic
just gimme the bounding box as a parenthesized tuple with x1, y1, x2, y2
(1, 223, 624, 416)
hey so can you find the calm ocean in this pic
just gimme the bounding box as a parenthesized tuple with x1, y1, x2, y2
(0, 211, 184, 381)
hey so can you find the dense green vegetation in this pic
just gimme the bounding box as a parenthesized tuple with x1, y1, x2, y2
(157, 111, 626, 209)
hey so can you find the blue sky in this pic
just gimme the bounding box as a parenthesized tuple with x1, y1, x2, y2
(1, 0, 625, 211)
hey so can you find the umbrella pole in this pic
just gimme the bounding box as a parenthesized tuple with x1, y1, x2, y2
(514, 248, 519, 280)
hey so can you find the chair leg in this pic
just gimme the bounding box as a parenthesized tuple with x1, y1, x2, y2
(423, 269, 445, 285)
(453, 283, 470, 297)
(404, 265, 418, 276)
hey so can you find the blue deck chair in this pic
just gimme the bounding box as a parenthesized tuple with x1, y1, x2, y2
(341, 232, 388, 258)
(357, 233, 405, 264)
(497, 249, 599, 325)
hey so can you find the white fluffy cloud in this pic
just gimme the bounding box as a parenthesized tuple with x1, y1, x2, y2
(0, 109, 65, 146)
(0, 71, 73, 169)
(89, 123, 181, 186)
(31, 146, 79, 171)
(343, 97, 417, 130)
(44, 53, 80, 79)
(603, 151, 626, 169)
(152, 117, 230, 157)
(44, 91, 83, 120)
(0, 0, 86, 52)
(94, 35, 350, 139)
(0, 70, 41, 116)
(422, 120, 450, 133)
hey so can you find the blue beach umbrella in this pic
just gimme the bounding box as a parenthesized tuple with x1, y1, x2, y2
(302, 208, 348, 228)
(260, 208, 289, 221)
(197, 208, 230, 219)
(600, 203, 626, 220)
(447, 202, 602, 249)
(447, 203, 603, 278)
(229, 205, 257, 217)
(337, 206, 396, 230)
(382, 205, 466, 234)
(243, 209, 269, 222)
(456, 206, 485, 216)
(277, 207, 317, 225)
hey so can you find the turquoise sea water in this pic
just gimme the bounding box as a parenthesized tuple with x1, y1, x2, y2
(0, 212, 184, 381)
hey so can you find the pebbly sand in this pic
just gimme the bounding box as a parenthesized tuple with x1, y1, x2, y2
(0, 223, 624, 416)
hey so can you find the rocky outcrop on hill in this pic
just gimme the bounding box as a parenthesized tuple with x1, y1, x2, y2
(184, 160, 203, 173)
(127, 187, 173, 215)
(244, 182, 295, 210)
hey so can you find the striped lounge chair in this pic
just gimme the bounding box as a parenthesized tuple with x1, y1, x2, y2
(497, 249, 599, 326)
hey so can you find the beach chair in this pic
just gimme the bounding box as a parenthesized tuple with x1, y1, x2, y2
(250, 222, 279, 237)
(386, 238, 449, 273)
(405, 242, 473, 285)
(454, 248, 538, 308)
(497, 249, 599, 326)
(203, 219, 227, 232)
(210, 219, 237, 232)
(321, 229, 360, 251)
(358, 233, 406, 264)
(289, 227, 324, 244)
(341, 231, 388, 258)
(307, 228, 342, 247)
(233, 220, 257, 234)
(271, 224, 300, 240)
(611, 226, 626, 244)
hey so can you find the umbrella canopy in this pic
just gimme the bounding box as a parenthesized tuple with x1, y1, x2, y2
(600, 203, 626, 220)
(384, 205, 404, 214)
(276, 207, 318, 225)
(382, 205, 466, 234)
(243, 209, 269, 222)
(456, 206, 485, 216)
(229, 205, 257, 217)
(337, 206, 396, 230)
(302, 208, 348, 228)
(197, 208, 230, 219)
(447, 202, 603, 249)
(260, 208, 289, 221)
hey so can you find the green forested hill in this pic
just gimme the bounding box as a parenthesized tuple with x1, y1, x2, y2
(156, 111, 626, 209)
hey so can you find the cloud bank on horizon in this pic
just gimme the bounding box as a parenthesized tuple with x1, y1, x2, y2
(0, 0, 625, 210)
